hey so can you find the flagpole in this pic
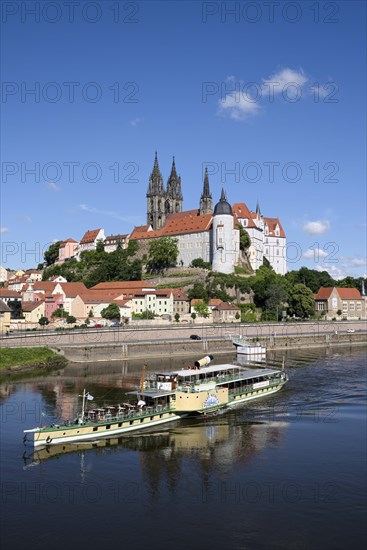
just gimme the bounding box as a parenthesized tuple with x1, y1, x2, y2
(81, 388, 86, 423)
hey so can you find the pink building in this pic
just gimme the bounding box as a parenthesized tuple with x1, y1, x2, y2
(57, 238, 79, 264)
(44, 293, 64, 320)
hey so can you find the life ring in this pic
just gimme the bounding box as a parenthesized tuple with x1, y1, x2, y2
(46, 436, 52, 445)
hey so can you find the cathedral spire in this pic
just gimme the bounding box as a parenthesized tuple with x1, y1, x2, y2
(147, 151, 164, 196)
(165, 155, 183, 214)
(146, 152, 164, 229)
(199, 167, 213, 215)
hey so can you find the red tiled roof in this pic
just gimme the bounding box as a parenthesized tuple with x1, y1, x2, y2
(314, 287, 362, 300)
(80, 229, 102, 244)
(213, 301, 240, 311)
(130, 210, 213, 240)
(58, 283, 88, 297)
(22, 300, 44, 312)
(32, 282, 57, 292)
(337, 288, 361, 300)
(232, 203, 257, 228)
(79, 291, 124, 304)
(263, 217, 286, 238)
(91, 281, 152, 292)
(167, 288, 189, 301)
(208, 298, 223, 306)
(0, 289, 21, 298)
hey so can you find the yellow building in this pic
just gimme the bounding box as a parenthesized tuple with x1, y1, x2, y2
(0, 300, 11, 333)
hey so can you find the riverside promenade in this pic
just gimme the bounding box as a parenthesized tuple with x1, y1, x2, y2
(1, 321, 366, 362)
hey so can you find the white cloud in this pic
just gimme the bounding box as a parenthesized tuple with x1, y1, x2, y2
(47, 182, 60, 192)
(303, 248, 328, 259)
(218, 91, 261, 120)
(130, 117, 142, 127)
(351, 258, 366, 267)
(315, 264, 349, 280)
(303, 220, 330, 235)
(262, 68, 308, 93)
(0, 227, 9, 234)
(79, 204, 142, 224)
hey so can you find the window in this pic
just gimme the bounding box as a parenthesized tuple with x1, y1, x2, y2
(342, 302, 348, 311)
(357, 302, 362, 310)
(349, 302, 355, 311)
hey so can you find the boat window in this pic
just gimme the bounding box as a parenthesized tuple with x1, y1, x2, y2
(93, 427, 98, 432)
(118, 422, 122, 427)
(106, 425, 111, 430)
(129, 420, 134, 425)
(140, 419, 144, 423)
(150, 416, 154, 421)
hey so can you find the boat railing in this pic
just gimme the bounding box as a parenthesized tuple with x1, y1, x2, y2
(85, 404, 172, 424)
(228, 377, 285, 398)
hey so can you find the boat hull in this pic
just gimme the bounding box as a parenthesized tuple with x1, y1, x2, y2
(26, 412, 180, 447)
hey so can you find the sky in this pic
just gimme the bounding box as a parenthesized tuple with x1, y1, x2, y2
(1, 0, 366, 278)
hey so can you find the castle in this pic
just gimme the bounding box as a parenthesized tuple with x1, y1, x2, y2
(57, 154, 287, 275)
(129, 153, 287, 275)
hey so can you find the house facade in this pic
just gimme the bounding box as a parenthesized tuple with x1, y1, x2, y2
(314, 287, 366, 320)
(57, 238, 79, 263)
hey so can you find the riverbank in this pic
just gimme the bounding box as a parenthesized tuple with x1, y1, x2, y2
(56, 331, 366, 362)
(0, 347, 68, 379)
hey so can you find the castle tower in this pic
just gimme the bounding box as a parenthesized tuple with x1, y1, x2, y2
(199, 168, 213, 215)
(165, 157, 183, 217)
(212, 188, 238, 274)
(146, 152, 165, 230)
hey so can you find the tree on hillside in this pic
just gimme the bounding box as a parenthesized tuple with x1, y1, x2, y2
(194, 301, 210, 319)
(236, 224, 251, 251)
(288, 283, 315, 318)
(101, 303, 121, 321)
(191, 258, 212, 270)
(44, 241, 62, 266)
(264, 282, 288, 319)
(96, 239, 105, 253)
(187, 282, 209, 301)
(147, 237, 179, 273)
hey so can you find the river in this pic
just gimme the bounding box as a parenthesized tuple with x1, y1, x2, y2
(1, 346, 366, 550)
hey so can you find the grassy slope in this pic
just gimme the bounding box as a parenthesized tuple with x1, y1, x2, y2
(0, 347, 64, 370)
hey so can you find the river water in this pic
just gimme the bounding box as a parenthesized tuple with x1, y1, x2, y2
(1, 346, 366, 550)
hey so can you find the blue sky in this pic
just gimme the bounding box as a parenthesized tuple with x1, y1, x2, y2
(1, 0, 366, 277)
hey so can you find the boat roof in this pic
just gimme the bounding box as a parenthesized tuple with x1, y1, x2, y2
(155, 363, 240, 378)
(127, 389, 176, 399)
(155, 363, 280, 379)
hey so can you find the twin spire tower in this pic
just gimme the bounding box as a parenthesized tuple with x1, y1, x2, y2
(146, 153, 213, 230)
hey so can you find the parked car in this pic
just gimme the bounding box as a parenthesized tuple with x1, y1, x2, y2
(190, 334, 201, 340)
(109, 321, 121, 328)
(346, 328, 355, 333)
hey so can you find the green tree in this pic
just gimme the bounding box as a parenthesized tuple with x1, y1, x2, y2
(38, 316, 49, 326)
(237, 224, 251, 251)
(44, 241, 62, 266)
(96, 239, 105, 253)
(101, 303, 121, 321)
(66, 315, 77, 324)
(288, 284, 315, 318)
(140, 309, 155, 320)
(194, 301, 210, 318)
(191, 312, 197, 321)
(174, 313, 180, 323)
(51, 308, 68, 319)
(191, 258, 212, 270)
(187, 282, 209, 300)
(147, 237, 179, 273)
(264, 282, 288, 319)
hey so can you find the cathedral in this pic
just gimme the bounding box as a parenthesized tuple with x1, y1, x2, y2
(146, 153, 213, 229)
(130, 153, 287, 275)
